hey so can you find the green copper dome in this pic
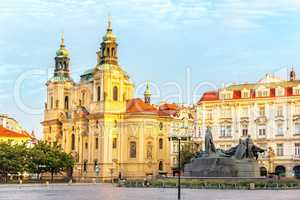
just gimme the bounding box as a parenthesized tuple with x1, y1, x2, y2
(56, 47, 69, 57)
(56, 33, 69, 57)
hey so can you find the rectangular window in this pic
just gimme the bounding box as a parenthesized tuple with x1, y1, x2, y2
(259, 106, 265, 116)
(220, 125, 232, 137)
(295, 143, 300, 156)
(258, 126, 266, 136)
(206, 110, 212, 120)
(220, 126, 226, 137)
(294, 89, 300, 95)
(276, 124, 284, 136)
(295, 123, 300, 135)
(276, 88, 284, 96)
(276, 106, 283, 116)
(242, 91, 249, 98)
(241, 107, 248, 118)
(242, 128, 248, 137)
(276, 144, 284, 156)
(295, 105, 300, 115)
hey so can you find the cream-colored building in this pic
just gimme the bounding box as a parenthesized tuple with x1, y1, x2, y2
(163, 104, 198, 174)
(196, 70, 300, 177)
(0, 113, 33, 144)
(42, 19, 186, 180)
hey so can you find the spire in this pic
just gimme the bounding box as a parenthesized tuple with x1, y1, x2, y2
(107, 14, 112, 31)
(60, 32, 65, 48)
(144, 81, 152, 104)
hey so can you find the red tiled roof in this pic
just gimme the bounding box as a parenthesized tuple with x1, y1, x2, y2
(126, 98, 157, 113)
(198, 84, 300, 103)
(197, 91, 219, 104)
(0, 126, 31, 138)
(126, 99, 179, 118)
(158, 103, 178, 116)
(159, 103, 178, 111)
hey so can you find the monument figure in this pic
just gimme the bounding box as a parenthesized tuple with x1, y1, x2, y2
(185, 129, 266, 177)
(204, 127, 216, 154)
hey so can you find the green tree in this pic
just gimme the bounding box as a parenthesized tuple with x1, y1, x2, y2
(0, 142, 29, 183)
(28, 141, 74, 182)
(179, 141, 197, 171)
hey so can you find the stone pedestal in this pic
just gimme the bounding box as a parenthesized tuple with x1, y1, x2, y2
(184, 156, 259, 177)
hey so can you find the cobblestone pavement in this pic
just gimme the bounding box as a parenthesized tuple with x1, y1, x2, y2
(0, 184, 300, 200)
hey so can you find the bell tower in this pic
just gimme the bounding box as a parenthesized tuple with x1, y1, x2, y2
(54, 33, 71, 78)
(144, 81, 152, 104)
(99, 17, 118, 65)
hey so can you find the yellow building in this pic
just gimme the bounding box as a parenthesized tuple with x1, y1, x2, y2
(0, 114, 32, 144)
(196, 70, 300, 177)
(42, 19, 184, 179)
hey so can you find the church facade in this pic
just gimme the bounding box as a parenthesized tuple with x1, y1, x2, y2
(42, 20, 194, 179)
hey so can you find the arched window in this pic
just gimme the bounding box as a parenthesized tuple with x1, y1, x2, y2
(97, 86, 101, 101)
(159, 161, 163, 171)
(64, 96, 69, 109)
(130, 141, 137, 158)
(275, 165, 286, 177)
(107, 48, 110, 56)
(293, 165, 300, 178)
(113, 86, 118, 101)
(159, 138, 163, 149)
(112, 48, 115, 56)
(71, 134, 75, 150)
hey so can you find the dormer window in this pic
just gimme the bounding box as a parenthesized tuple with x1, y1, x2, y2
(276, 87, 284, 97)
(293, 85, 300, 95)
(241, 89, 250, 98)
(256, 86, 269, 97)
(220, 91, 232, 100)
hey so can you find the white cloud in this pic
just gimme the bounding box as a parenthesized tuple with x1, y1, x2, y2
(1, 0, 300, 30)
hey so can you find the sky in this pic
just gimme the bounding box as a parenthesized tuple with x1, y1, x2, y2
(1, 0, 300, 138)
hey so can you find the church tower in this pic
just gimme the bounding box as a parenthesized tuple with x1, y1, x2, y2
(43, 34, 74, 146)
(98, 17, 118, 65)
(54, 33, 71, 79)
(144, 81, 151, 104)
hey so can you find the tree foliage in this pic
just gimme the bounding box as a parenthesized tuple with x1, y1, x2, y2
(0, 141, 74, 182)
(179, 141, 198, 171)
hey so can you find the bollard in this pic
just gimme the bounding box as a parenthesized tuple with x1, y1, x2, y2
(68, 179, 72, 185)
(92, 178, 96, 184)
(46, 181, 49, 186)
(249, 183, 255, 190)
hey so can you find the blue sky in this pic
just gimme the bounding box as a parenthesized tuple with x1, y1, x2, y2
(1, 0, 300, 138)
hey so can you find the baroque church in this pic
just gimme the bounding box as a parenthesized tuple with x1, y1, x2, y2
(42, 19, 193, 179)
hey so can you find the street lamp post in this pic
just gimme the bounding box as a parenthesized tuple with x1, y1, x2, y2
(169, 118, 191, 200)
(177, 137, 181, 200)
